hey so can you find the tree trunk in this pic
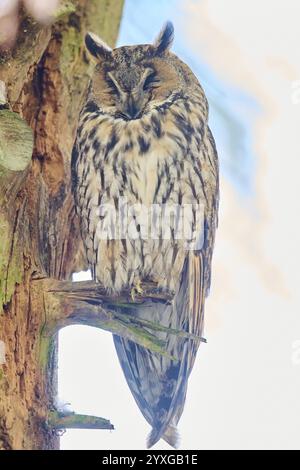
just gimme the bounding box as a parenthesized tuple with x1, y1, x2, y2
(0, 0, 124, 450)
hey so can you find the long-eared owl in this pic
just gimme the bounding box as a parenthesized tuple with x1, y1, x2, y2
(72, 22, 219, 448)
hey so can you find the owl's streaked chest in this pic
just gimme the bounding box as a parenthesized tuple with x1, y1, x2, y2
(89, 106, 201, 205)
(73, 95, 211, 291)
(123, 129, 185, 206)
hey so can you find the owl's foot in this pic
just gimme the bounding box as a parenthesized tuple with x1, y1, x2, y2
(130, 279, 144, 301)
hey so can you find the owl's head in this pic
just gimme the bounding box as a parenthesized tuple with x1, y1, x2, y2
(85, 23, 196, 120)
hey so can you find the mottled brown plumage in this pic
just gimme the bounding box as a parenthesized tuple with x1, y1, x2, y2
(72, 22, 219, 448)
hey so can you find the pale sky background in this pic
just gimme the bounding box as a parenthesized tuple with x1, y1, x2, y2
(59, 0, 300, 450)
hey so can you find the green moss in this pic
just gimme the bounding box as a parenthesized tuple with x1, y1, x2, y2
(0, 218, 23, 309)
(48, 410, 114, 430)
(38, 333, 54, 370)
(87, 0, 124, 47)
(54, 0, 76, 20)
(0, 220, 9, 308)
(60, 26, 83, 80)
(59, 0, 124, 82)
(102, 318, 175, 359)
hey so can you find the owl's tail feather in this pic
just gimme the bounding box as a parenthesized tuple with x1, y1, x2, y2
(147, 425, 180, 449)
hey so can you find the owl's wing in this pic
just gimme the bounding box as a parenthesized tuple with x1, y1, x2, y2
(188, 125, 219, 367)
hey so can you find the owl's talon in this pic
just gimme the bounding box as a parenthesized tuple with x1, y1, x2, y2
(130, 287, 136, 302)
(135, 279, 144, 295)
(130, 280, 144, 301)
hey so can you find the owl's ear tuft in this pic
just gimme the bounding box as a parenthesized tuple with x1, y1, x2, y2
(85, 32, 112, 61)
(153, 21, 174, 56)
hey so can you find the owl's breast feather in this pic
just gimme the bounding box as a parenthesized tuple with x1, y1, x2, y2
(116, 105, 193, 205)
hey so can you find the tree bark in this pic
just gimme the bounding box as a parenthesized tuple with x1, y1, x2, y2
(0, 0, 124, 450)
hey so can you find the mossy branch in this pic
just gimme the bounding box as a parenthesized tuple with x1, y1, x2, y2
(36, 278, 204, 362)
(48, 411, 114, 430)
(44, 305, 172, 359)
(112, 311, 206, 343)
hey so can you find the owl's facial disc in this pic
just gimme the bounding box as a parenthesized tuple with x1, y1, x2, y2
(105, 68, 159, 120)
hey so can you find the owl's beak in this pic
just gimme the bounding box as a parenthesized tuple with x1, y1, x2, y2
(124, 94, 141, 120)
